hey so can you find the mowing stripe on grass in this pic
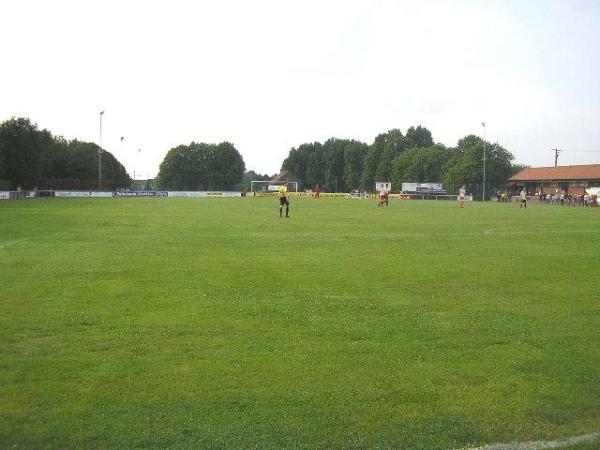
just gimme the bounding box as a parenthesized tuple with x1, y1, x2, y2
(0, 238, 29, 250)
(460, 431, 600, 450)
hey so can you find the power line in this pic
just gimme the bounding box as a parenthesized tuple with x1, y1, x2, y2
(553, 148, 600, 166)
(557, 149, 600, 153)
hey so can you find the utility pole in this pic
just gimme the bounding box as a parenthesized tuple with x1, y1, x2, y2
(134, 149, 141, 191)
(481, 122, 486, 201)
(98, 111, 104, 190)
(554, 148, 561, 167)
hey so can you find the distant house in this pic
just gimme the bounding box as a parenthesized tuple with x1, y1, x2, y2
(268, 171, 298, 192)
(508, 164, 600, 195)
(133, 178, 154, 191)
(270, 170, 294, 183)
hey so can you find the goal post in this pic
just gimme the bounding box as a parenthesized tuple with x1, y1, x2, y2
(250, 180, 298, 193)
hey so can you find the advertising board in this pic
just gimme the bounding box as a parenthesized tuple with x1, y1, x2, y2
(586, 187, 600, 197)
(54, 191, 113, 197)
(113, 191, 168, 197)
(167, 191, 242, 197)
(401, 183, 443, 192)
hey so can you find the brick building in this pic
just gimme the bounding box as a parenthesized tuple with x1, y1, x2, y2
(508, 164, 600, 195)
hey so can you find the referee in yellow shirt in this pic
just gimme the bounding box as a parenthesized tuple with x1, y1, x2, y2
(278, 184, 290, 218)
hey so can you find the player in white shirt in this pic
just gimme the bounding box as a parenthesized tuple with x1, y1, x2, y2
(519, 188, 527, 209)
(378, 187, 388, 207)
(458, 186, 466, 208)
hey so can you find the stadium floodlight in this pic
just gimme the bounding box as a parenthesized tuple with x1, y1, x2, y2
(98, 110, 105, 190)
(482, 121, 486, 202)
(134, 148, 141, 191)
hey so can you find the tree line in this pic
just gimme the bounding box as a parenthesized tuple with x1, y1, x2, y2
(0, 118, 130, 190)
(281, 126, 525, 197)
(0, 117, 249, 192)
(1, 117, 525, 196)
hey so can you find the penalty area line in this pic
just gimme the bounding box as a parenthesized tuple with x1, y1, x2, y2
(458, 431, 600, 450)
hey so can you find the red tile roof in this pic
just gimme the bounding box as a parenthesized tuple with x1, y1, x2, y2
(509, 164, 600, 181)
(270, 170, 294, 182)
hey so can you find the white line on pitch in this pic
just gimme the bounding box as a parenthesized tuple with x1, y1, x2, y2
(458, 431, 600, 450)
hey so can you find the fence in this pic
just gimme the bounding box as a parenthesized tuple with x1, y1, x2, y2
(0, 190, 468, 201)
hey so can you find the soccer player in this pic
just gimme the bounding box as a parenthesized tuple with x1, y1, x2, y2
(278, 184, 290, 217)
(458, 186, 466, 208)
(314, 184, 321, 199)
(378, 185, 388, 207)
(519, 188, 527, 209)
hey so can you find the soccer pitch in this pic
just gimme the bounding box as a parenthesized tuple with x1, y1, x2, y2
(1, 197, 598, 449)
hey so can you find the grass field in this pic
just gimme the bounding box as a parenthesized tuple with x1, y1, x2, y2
(0, 197, 599, 449)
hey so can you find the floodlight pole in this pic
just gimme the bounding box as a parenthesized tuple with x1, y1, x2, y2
(134, 148, 141, 191)
(98, 111, 104, 190)
(482, 121, 486, 202)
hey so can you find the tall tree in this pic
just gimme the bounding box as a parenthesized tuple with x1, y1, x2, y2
(213, 142, 246, 190)
(403, 125, 433, 149)
(343, 140, 369, 191)
(375, 129, 405, 183)
(444, 135, 514, 198)
(0, 118, 53, 188)
(306, 142, 325, 185)
(47, 139, 130, 190)
(282, 139, 370, 191)
(0, 137, 6, 188)
(157, 141, 245, 190)
(0, 117, 130, 190)
(282, 143, 320, 183)
(391, 144, 453, 190)
(361, 132, 389, 190)
(323, 138, 347, 192)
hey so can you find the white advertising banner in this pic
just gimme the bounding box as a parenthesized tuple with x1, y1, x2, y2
(206, 191, 242, 197)
(166, 191, 205, 198)
(113, 191, 168, 197)
(375, 181, 391, 191)
(402, 183, 443, 192)
(586, 187, 600, 197)
(168, 191, 242, 198)
(54, 191, 113, 197)
(0, 191, 10, 200)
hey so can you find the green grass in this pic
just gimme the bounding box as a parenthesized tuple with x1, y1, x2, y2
(0, 197, 599, 449)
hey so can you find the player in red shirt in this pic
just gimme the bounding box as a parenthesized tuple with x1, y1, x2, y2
(378, 186, 388, 207)
(314, 184, 321, 199)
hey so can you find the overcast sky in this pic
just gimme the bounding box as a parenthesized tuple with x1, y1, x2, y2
(2, 0, 600, 178)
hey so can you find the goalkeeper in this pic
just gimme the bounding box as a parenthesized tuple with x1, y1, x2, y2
(278, 184, 290, 218)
